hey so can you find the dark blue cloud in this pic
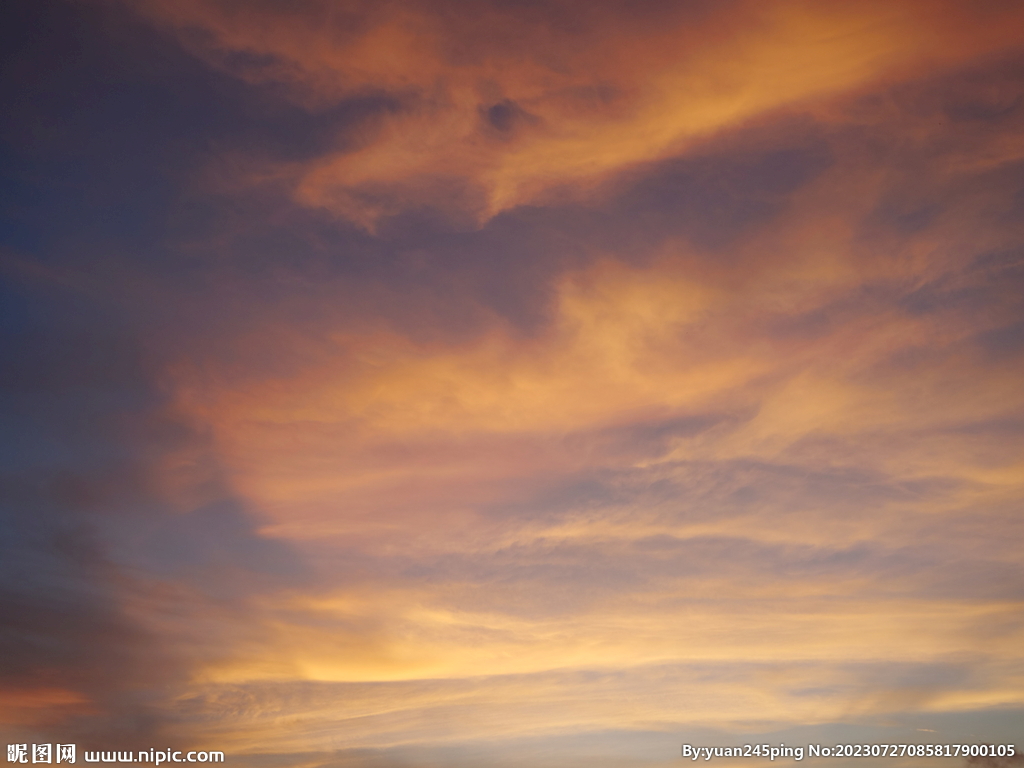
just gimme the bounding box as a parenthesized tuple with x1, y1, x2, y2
(0, 0, 399, 263)
(0, 255, 306, 743)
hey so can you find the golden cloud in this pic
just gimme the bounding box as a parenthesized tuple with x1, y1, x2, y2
(124, 0, 1024, 227)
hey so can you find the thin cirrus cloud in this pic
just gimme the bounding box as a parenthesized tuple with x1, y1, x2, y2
(1, 0, 1023, 765)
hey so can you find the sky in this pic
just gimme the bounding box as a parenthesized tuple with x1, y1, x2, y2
(1, 1, 1023, 766)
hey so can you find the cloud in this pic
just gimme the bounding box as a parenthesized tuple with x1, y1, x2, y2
(121, 0, 1024, 229)
(143, 659, 1024, 756)
(967, 756, 1024, 768)
(0, 258, 309, 746)
(3, 0, 1024, 762)
(130, 49, 1024, 752)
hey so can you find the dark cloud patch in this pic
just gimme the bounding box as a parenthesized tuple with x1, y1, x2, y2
(111, 498, 308, 600)
(0, 262, 159, 472)
(0, 489, 181, 741)
(481, 99, 533, 135)
(560, 411, 747, 463)
(0, 268, 307, 739)
(977, 320, 1024, 356)
(894, 248, 1024, 361)
(611, 120, 832, 251)
(848, 54, 1024, 246)
(0, 0, 402, 260)
(944, 416, 1024, 438)
(941, 59, 1024, 124)
(869, 201, 941, 236)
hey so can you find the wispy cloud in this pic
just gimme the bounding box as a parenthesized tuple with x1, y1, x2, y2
(2, 0, 1023, 764)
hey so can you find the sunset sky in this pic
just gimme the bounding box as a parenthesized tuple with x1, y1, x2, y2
(2, 1, 1023, 766)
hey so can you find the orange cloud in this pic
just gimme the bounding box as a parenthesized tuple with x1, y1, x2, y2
(124, 0, 1024, 228)
(150, 90, 1024, 750)
(0, 688, 92, 728)
(66, 3, 1023, 756)
(6, 1, 1024, 760)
